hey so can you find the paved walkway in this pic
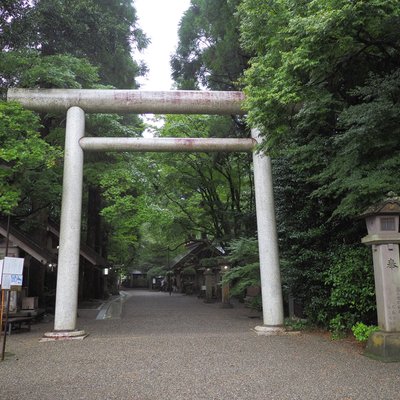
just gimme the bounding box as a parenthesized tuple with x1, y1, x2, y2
(1, 289, 400, 399)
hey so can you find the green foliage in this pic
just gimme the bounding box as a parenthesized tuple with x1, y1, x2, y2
(0, 1, 34, 50)
(226, 236, 259, 264)
(0, 51, 99, 91)
(147, 266, 165, 279)
(98, 152, 178, 264)
(284, 318, 309, 331)
(22, 54, 99, 89)
(127, 114, 255, 252)
(3, 0, 148, 88)
(240, 0, 400, 130)
(0, 101, 61, 213)
(222, 237, 260, 300)
(0, 0, 147, 269)
(237, 0, 399, 330)
(313, 69, 400, 217)
(240, 0, 400, 216)
(223, 261, 259, 296)
(324, 246, 376, 336)
(351, 322, 380, 343)
(172, 0, 248, 90)
(329, 315, 350, 340)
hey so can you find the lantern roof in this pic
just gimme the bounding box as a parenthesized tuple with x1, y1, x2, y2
(360, 195, 400, 218)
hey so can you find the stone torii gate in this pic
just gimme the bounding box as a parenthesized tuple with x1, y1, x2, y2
(8, 88, 284, 339)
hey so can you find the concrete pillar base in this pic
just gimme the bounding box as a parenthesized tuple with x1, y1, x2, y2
(40, 330, 88, 342)
(365, 331, 400, 362)
(253, 325, 286, 336)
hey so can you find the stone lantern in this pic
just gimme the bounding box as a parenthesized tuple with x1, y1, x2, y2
(361, 196, 400, 361)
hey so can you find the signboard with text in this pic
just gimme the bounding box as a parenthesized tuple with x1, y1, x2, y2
(0, 257, 24, 290)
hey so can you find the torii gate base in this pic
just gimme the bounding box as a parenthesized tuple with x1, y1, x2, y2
(7, 89, 286, 339)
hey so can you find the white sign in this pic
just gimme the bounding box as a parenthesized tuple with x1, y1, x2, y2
(1, 257, 24, 289)
(2, 274, 11, 290)
(3, 257, 24, 274)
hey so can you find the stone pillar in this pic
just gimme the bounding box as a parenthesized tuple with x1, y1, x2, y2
(43, 107, 87, 341)
(361, 197, 400, 361)
(204, 269, 214, 303)
(220, 265, 232, 308)
(251, 128, 285, 335)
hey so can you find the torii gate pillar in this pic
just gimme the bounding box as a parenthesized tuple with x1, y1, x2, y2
(43, 107, 88, 340)
(252, 129, 285, 334)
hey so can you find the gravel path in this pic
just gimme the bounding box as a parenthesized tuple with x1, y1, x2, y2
(1, 289, 399, 400)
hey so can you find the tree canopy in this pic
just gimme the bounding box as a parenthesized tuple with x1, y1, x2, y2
(240, 0, 400, 215)
(172, 0, 249, 90)
(0, 101, 61, 214)
(0, 0, 147, 263)
(1, 0, 147, 89)
(238, 0, 400, 330)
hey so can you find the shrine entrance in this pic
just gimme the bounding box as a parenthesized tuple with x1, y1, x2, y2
(7, 88, 284, 338)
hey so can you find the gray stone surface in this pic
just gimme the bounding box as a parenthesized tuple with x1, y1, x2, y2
(1, 289, 400, 400)
(365, 331, 400, 362)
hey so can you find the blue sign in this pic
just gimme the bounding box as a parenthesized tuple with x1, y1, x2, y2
(10, 274, 23, 286)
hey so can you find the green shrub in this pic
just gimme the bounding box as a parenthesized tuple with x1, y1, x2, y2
(222, 237, 261, 309)
(284, 318, 309, 331)
(329, 314, 349, 339)
(222, 262, 260, 296)
(351, 322, 380, 342)
(226, 237, 259, 264)
(325, 245, 376, 336)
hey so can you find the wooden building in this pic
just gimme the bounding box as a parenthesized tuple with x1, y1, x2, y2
(0, 219, 109, 312)
(169, 240, 224, 298)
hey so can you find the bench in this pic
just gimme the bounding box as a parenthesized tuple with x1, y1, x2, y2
(2, 316, 34, 335)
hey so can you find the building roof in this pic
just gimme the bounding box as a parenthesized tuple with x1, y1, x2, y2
(131, 270, 145, 275)
(0, 221, 56, 265)
(169, 240, 224, 270)
(47, 220, 108, 266)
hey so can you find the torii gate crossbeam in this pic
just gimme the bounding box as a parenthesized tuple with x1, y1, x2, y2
(7, 89, 284, 339)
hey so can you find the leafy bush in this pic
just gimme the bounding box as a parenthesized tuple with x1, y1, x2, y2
(222, 237, 261, 308)
(222, 262, 260, 296)
(285, 318, 310, 331)
(351, 322, 380, 342)
(226, 237, 260, 264)
(329, 314, 349, 339)
(0, 101, 61, 213)
(325, 245, 376, 336)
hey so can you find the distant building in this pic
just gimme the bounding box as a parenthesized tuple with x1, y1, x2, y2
(127, 270, 147, 288)
(169, 240, 224, 298)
